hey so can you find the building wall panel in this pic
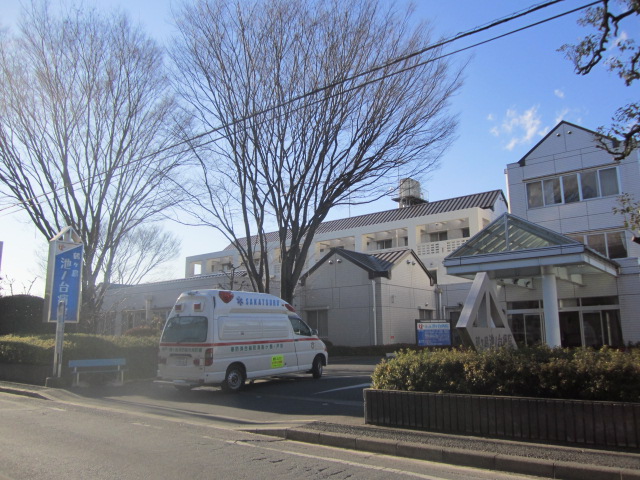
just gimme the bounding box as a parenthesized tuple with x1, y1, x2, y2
(553, 152, 582, 174)
(522, 159, 555, 179)
(581, 149, 613, 169)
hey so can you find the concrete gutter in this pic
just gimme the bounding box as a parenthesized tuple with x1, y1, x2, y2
(247, 424, 640, 480)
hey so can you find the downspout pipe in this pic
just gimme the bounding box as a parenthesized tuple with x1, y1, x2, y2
(371, 278, 378, 346)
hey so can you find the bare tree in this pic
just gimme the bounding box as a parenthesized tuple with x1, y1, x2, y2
(171, 0, 462, 302)
(559, 0, 639, 159)
(0, 274, 38, 297)
(108, 225, 181, 286)
(0, 3, 186, 329)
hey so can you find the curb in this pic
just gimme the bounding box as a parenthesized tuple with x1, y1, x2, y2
(0, 384, 50, 400)
(248, 427, 640, 480)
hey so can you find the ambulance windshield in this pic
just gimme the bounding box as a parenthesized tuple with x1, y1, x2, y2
(161, 316, 208, 343)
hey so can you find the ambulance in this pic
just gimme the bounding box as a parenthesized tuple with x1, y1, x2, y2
(157, 289, 328, 392)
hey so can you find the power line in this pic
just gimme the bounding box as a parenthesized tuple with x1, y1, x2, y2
(0, 0, 600, 218)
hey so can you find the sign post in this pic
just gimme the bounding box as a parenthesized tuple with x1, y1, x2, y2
(44, 227, 83, 382)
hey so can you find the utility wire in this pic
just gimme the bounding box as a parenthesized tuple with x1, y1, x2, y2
(0, 0, 600, 217)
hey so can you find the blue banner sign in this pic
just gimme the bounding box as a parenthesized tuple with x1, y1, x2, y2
(49, 243, 83, 323)
(416, 321, 451, 347)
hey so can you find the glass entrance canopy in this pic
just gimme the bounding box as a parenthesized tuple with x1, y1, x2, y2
(444, 214, 618, 280)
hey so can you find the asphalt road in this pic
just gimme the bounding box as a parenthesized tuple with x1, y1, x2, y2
(0, 357, 548, 480)
(58, 355, 382, 429)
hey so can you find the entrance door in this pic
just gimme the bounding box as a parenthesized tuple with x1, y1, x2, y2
(583, 312, 604, 347)
(449, 311, 463, 347)
(560, 312, 582, 347)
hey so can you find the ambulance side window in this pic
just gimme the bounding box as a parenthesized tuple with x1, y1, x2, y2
(289, 316, 311, 336)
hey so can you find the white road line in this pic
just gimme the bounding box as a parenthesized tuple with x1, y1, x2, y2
(314, 383, 371, 395)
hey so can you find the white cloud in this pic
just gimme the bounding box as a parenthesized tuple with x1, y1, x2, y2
(487, 113, 495, 121)
(555, 107, 570, 124)
(489, 106, 548, 151)
(614, 31, 629, 46)
(554, 89, 565, 99)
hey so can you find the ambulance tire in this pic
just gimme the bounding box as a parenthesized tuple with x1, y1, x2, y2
(222, 364, 245, 393)
(311, 355, 324, 379)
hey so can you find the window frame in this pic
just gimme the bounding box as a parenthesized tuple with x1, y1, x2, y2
(569, 230, 628, 259)
(525, 166, 620, 209)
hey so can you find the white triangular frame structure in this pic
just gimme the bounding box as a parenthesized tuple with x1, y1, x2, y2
(456, 272, 517, 350)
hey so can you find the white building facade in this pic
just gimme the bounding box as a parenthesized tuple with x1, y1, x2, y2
(182, 189, 508, 347)
(186, 190, 509, 292)
(499, 121, 640, 347)
(298, 248, 435, 347)
(101, 120, 640, 348)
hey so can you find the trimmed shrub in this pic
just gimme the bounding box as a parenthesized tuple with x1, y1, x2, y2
(0, 295, 53, 335)
(371, 346, 640, 402)
(123, 326, 161, 338)
(0, 333, 159, 380)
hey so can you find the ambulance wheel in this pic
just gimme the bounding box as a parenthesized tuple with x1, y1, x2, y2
(222, 364, 245, 393)
(311, 355, 324, 379)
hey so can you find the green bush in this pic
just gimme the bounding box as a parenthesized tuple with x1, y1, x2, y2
(123, 326, 161, 337)
(371, 346, 640, 402)
(0, 295, 53, 335)
(0, 333, 159, 380)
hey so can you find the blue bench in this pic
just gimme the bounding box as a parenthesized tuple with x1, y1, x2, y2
(68, 358, 127, 387)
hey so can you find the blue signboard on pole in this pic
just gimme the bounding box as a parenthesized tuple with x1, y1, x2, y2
(49, 243, 83, 323)
(416, 321, 451, 347)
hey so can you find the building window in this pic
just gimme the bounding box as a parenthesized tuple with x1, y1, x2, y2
(560, 310, 623, 348)
(305, 310, 328, 338)
(526, 182, 543, 208)
(580, 170, 599, 199)
(569, 231, 627, 259)
(543, 177, 562, 205)
(429, 231, 447, 242)
(508, 314, 543, 347)
(461, 227, 470, 238)
(562, 174, 580, 203)
(376, 239, 392, 249)
(558, 296, 622, 348)
(526, 166, 619, 208)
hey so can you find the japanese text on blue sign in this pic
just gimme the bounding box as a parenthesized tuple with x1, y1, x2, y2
(416, 322, 451, 347)
(50, 244, 83, 323)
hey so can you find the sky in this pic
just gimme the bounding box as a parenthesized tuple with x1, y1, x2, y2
(0, 0, 638, 297)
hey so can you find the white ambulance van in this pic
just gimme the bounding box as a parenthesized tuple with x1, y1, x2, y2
(157, 289, 328, 392)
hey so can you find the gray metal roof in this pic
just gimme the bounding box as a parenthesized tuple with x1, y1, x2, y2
(225, 190, 506, 250)
(300, 247, 433, 284)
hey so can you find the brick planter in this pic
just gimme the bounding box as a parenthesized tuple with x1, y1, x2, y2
(364, 388, 640, 449)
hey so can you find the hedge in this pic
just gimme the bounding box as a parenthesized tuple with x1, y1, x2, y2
(371, 346, 640, 402)
(0, 295, 53, 335)
(0, 333, 160, 380)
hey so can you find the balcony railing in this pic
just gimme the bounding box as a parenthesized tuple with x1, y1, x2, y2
(416, 238, 468, 256)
